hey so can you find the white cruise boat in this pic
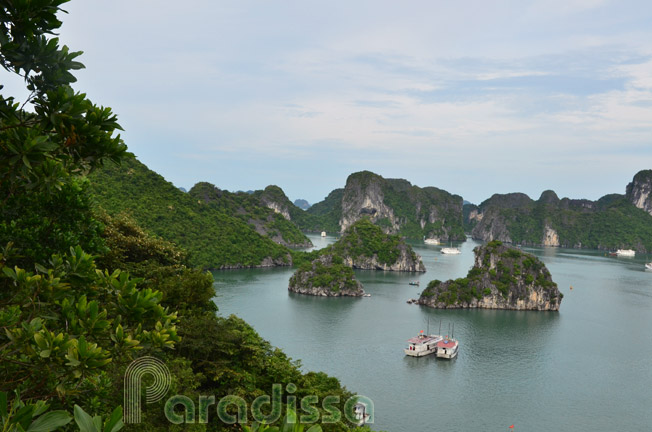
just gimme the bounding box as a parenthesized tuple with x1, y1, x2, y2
(645, 262, 652, 270)
(441, 247, 461, 255)
(424, 238, 440, 245)
(435, 337, 459, 359)
(616, 249, 635, 257)
(404, 333, 443, 357)
(320, 231, 326, 237)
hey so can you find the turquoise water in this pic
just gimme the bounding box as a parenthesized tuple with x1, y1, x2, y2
(213, 234, 652, 431)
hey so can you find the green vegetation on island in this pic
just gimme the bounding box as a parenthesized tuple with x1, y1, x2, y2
(325, 218, 424, 271)
(419, 241, 562, 310)
(289, 254, 364, 296)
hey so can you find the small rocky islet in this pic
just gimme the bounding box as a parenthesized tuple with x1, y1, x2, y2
(418, 241, 562, 311)
(288, 218, 425, 296)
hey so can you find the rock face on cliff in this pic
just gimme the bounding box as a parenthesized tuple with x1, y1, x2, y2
(418, 241, 562, 310)
(288, 254, 365, 296)
(626, 170, 652, 216)
(189, 182, 312, 248)
(307, 171, 465, 241)
(469, 173, 652, 252)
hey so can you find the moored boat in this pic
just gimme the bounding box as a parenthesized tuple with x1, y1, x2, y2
(409, 281, 420, 286)
(321, 231, 327, 237)
(645, 262, 652, 270)
(435, 337, 459, 359)
(404, 333, 443, 357)
(424, 238, 440, 245)
(441, 247, 461, 255)
(615, 249, 635, 257)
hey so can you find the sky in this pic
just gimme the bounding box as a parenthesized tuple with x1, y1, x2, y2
(4, 0, 652, 205)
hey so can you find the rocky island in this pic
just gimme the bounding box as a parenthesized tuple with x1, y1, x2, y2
(325, 218, 426, 272)
(289, 218, 425, 296)
(418, 241, 562, 310)
(288, 254, 365, 296)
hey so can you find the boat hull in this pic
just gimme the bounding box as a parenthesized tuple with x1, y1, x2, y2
(436, 346, 459, 359)
(404, 348, 436, 357)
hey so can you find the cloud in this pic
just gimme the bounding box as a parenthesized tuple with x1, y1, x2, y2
(4, 0, 645, 204)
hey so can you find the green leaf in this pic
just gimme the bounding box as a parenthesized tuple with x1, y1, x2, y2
(14, 405, 36, 430)
(305, 426, 322, 432)
(0, 391, 7, 420)
(103, 406, 123, 432)
(282, 409, 297, 432)
(27, 411, 72, 432)
(73, 405, 97, 432)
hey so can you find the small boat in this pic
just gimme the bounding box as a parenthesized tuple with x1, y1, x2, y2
(363, 293, 371, 297)
(615, 249, 635, 257)
(320, 231, 326, 237)
(436, 337, 459, 359)
(404, 333, 443, 357)
(424, 238, 440, 245)
(436, 323, 459, 359)
(408, 281, 420, 286)
(646, 263, 652, 270)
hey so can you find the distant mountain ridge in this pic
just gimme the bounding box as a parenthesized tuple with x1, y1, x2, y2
(293, 199, 311, 210)
(467, 170, 652, 252)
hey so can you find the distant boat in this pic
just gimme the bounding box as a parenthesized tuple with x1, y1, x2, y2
(363, 293, 371, 297)
(615, 249, 635, 257)
(424, 238, 440, 245)
(408, 281, 420, 286)
(646, 263, 652, 270)
(405, 332, 443, 357)
(321, 231, 326, 237)
(441, 246, 461, 255)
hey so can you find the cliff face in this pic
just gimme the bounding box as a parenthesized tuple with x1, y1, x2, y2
(312, 171, 465, 241)
(327, 218, 426, 272)
(341, 243, 425, 271)
(626, 170, 652, 216)
(418, 241, 562, 310)
(340, 172, 398, 232)
(288, 254, 365, 297)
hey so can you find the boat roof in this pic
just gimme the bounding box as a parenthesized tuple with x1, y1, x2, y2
(436, 339, 458, 348)
(407, 335, 441, 344)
